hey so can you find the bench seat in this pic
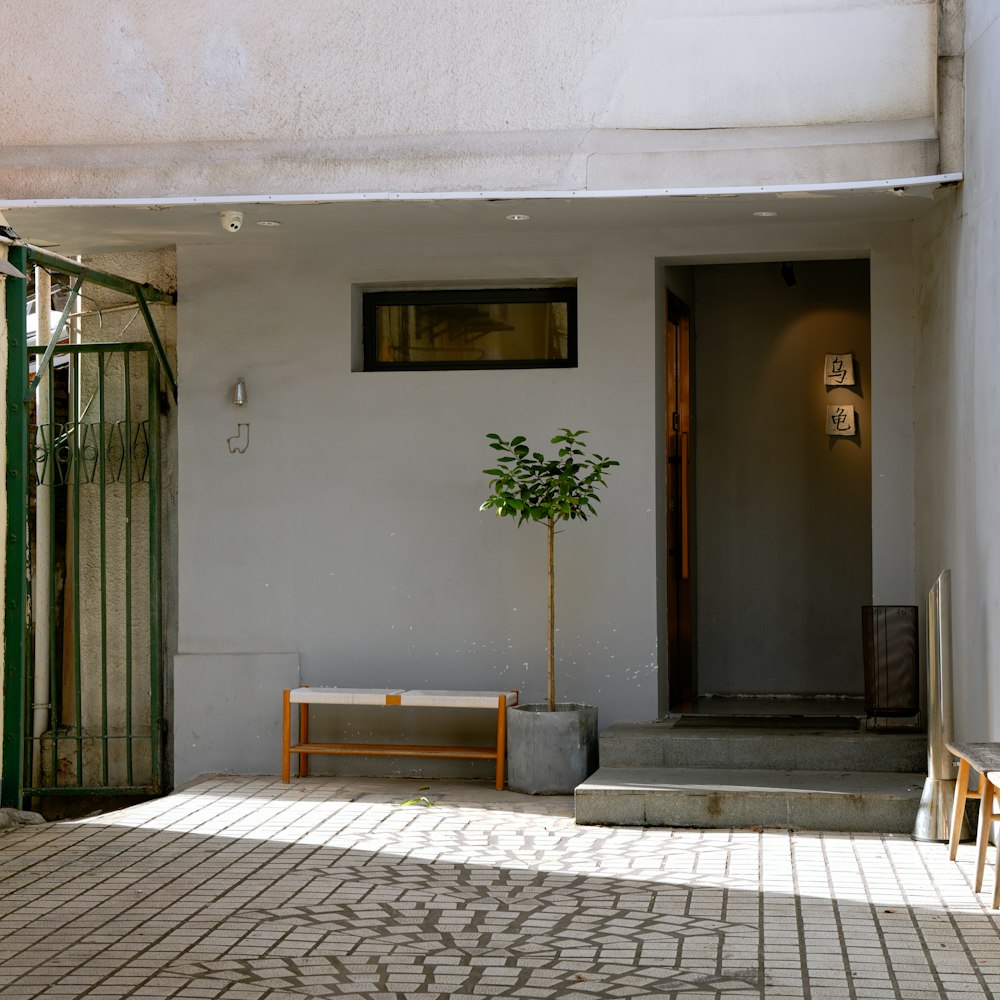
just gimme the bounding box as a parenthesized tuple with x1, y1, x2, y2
(282, 686, 519, 789)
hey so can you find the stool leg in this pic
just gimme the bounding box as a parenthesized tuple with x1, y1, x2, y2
(989, 783, 1000, 909)
(949, 758, 971, 859)
(994, 834, 1000, 909)
(299, 703, 309, 778)
(975, 776, 994, 892)
(495, 695, 507, 791)
(281, 690, 291, 783)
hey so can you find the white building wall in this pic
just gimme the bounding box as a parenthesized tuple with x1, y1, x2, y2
(172, 220, 917, 783)
(0, 1, 956, 788)
(0, 1, 941, 198)
(913, 3, 1000, 740)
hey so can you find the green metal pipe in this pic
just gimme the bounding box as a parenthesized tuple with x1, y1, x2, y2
(2, 245, 29, 808)
(71, 355, 83, 787)
(24, 247, 175, 306)
(48, 364, 58, 787)
(20, 784, 158, 796)
(124, 352, 134, 786)
(30, 342, 152, 355)
(147, 349, 162, 790)
(26, 273, 83, 399)
(21, 247, 178, 403)
(98, 362, 109, 787)
(134, 286, 178, 402)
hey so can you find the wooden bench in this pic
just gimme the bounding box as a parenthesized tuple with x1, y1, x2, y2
(947, 741, 1000, 907)
(281, 687, 519, 790)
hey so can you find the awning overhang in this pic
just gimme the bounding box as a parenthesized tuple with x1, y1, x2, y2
(0, 173, 962, 257)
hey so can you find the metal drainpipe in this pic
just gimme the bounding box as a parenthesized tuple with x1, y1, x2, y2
(31, 267, 51, 779)
(913, 569, 966, 841)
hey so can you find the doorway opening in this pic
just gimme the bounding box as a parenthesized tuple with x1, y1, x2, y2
(663, 259, 872, 716)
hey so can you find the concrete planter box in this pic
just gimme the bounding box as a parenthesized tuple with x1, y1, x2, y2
(507, 703, 599, 794)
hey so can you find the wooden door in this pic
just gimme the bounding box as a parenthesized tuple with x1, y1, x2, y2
(666, 292, 694, 710)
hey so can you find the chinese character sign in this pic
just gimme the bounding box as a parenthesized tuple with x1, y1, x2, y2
(824, 353, 855, 386)
(826, 404, 856, 436)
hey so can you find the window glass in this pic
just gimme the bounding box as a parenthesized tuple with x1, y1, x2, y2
(363, 288, 576, 370)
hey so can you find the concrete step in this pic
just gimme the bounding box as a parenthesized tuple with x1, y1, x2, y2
(574, 766, 925, 833)
(599, 721, 927, 773)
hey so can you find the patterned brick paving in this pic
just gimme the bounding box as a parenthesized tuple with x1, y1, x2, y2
(0, 776, 998, 998)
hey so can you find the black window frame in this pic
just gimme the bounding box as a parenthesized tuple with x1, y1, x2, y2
(362, 286, 578, 371)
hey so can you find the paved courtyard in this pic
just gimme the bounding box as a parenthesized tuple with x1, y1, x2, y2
(1, 776, 999, 999)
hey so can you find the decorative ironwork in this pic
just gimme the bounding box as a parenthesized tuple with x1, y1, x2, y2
(32, 420, 152, 486)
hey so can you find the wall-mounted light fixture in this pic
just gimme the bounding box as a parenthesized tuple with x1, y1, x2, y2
(233, 377, 247, 406)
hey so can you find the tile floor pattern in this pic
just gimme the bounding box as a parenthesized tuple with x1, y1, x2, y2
(0, 777, 999, 999)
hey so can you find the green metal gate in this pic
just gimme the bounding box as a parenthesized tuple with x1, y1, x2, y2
(25, 342, 162, 796)
(2, 243, 176, 806)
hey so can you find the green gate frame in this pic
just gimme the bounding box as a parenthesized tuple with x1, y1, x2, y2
(1, 245, 176, 808)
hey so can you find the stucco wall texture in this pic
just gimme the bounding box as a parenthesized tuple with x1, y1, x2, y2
(913, 1, 1000, 742)
(0, 0, 941, 198)
(163, 216, 918, 784)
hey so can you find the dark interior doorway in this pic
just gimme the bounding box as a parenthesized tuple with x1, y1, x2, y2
(665, 292, 694, 711)
(664, 259, 873, 710)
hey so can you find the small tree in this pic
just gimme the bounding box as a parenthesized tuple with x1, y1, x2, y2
(481, 429, 619, 711)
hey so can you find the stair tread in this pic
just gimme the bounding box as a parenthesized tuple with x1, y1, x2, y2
(578, 766, 925, 797)
(603, 722, 924, 739)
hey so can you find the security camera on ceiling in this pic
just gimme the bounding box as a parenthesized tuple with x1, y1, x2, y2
(220, 210, 243, 233)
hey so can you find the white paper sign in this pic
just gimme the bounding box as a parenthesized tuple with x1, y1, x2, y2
(826, 404, 856, 436)
(825, 353, 855, 386)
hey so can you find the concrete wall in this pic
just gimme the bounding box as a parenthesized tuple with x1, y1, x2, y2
(174, 232, 659, 783)
(1, 1, 941, 197)
(171, 219, 917, 783)
(913, 2, 1000, 740)
(693, 260, 872, 696)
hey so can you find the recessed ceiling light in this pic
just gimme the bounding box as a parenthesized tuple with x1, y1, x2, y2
(505, 214, 530, 222)
(256, 220, 282, 227)
(753, 211, 778, 218)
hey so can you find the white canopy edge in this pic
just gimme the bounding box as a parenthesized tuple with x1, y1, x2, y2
(0, 174, 963, 211)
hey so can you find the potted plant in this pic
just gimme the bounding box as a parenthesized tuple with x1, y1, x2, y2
(481, 428, 619, 793)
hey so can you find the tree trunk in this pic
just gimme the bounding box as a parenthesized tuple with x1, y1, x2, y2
(547, 516, 555, 711)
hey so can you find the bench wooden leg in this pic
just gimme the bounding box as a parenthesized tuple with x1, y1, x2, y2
(949, 758, 972, 860)
(299, 702, 309, 778)
(975, 775, 995, 892)
(495, 695, 507, 791)
(281, 690, 291, 783)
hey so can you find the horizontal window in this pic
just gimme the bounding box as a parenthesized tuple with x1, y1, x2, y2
(362, 287, 577, 370)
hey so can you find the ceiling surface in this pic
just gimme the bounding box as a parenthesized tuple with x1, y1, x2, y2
(1, 178, 959, 258)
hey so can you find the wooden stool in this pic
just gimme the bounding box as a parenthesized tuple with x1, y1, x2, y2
(947, 742, 1000, 905)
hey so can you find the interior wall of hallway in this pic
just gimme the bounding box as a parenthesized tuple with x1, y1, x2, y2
(913, 2, 1000, 741)
(692, 260, 873, 696)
